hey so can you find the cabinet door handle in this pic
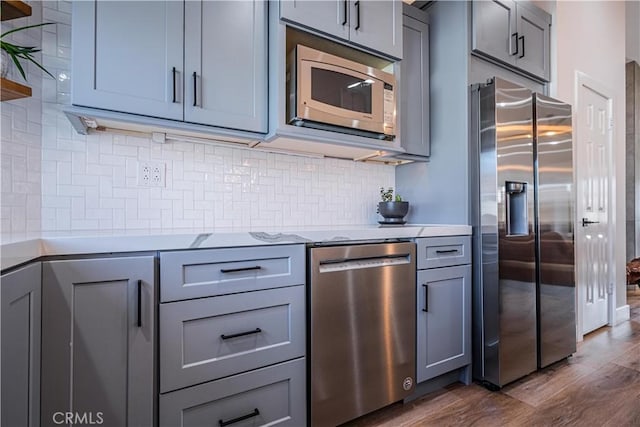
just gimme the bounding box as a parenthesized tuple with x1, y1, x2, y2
(192, 72, 198, 107)
(171, 67, 177, 103)
(220, 265, 262, 274)
(519, 35, 525, 58)
(354, 0, 360, 30)
(342, 0, 347, 25)
(221, 328, 262, 340)
(511, 32, 519, 55)
(436, 249, 458, 254)
(422, 284, 428, 312)
(219, 409, 260, 427)
(137, 280, 142, 328)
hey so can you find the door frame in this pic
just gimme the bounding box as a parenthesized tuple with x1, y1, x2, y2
(574, 71, 616, 339)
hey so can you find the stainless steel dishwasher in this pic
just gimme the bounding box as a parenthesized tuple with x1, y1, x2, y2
(308, 241, 416, 427)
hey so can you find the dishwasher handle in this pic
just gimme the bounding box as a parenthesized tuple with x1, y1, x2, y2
(318, 253, 411, 273)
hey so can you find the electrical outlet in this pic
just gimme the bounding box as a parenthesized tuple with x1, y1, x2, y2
(138, 161, 165, 187)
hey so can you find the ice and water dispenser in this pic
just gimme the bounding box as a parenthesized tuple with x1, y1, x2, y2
(505, 181, 528, 236)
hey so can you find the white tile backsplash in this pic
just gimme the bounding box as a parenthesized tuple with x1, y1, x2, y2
(1, 0, 395, 234)
(1, 1, 44, 234)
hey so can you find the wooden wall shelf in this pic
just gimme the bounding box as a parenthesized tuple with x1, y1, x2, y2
(1, 0, 32, 21)
(1, 77, 32, 101)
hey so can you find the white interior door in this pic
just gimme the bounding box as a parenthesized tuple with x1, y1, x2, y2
(575, 74, 614, 336)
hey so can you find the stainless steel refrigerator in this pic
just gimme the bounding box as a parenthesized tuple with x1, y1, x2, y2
(470, 77, 576, 388)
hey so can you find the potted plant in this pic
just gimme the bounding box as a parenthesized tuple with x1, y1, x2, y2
(1, 22, 55, 81)
(377, 187, 409, 224)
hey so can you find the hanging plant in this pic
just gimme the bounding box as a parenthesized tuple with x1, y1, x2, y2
(1, 22, 55, 81)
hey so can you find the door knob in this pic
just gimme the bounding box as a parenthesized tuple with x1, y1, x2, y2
(582, 218, 600, 227)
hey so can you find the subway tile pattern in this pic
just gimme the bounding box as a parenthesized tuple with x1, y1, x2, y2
(2, 1, 395, 233)
(40, 132, 394, 230)
(1, 1, 44, 234)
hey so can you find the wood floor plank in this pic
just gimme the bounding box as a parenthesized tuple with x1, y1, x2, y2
(612, 342, 640, 372)
(502, 358, 596, 407)
(526, 364, 640, 426)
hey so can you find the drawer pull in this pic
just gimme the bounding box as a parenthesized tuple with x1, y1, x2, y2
(435, 249, 458, 254)
(221, 328, 262, 340)
(220, 265, 262, 274)
(219, 408, 260, 427)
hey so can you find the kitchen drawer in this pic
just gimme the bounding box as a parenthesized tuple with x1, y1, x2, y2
(160, 285, 305, 393)
(416, 236, 471, 269)
(159, 357, 305, 427)
(160, 245, 305, 302)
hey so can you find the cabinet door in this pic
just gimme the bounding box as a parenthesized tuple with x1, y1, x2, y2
(401, 12, 429, 157)
(1, 263, 41, 427)
(41, 257, 155, 427)
(279, 0, 349, 42)
(471, 0, 517, 66)
(417, 265, 471, 383)
(515, 5, 550, 81)
(185, 1, 268, 132)
(349, 0, 403, 59)
(72, 1, 184, 120)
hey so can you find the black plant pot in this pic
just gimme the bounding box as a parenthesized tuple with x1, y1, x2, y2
(378, 201, 409, 224)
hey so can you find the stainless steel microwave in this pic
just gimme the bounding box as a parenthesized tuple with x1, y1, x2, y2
(287, 45, 396, 141)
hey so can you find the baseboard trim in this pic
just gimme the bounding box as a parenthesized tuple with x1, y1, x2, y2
(615, 304, 631, 324)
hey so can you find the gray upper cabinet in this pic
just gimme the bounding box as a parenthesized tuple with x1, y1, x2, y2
(184, 1, 267, 132)
(471, 0, 551, 81)
(280, 0, 403, 59)
(73, 1, 267, 133)
(514, 4, 550, 81)
(472, 0, 516, 66)
(400, 6, 430, 158)
(279, 0, 350, 41)
(72, 1, 184, 120)
(1, 263, 41, 427)
(41, 256, 155, 427)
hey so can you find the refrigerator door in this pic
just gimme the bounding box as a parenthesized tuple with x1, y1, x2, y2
(475, 77, 537, 387)
(534, 94, 576, 368)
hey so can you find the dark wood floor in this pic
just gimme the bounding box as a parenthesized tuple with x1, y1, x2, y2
(347, 288, 640, 427)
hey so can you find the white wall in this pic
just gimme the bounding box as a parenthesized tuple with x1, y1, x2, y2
(0, 1, 394, 235)
(554, 1, 627, 308)
(0, 3, 44, 234)
(626, 0, 640, 63)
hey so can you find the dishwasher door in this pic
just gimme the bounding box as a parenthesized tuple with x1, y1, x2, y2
(309, 242, 416, 427)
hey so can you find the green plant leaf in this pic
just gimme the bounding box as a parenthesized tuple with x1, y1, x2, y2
(1, 23, 56, 81)
(1, 22, 54, 39)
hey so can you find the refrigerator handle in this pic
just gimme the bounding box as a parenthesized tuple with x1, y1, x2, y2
(505, 181, 528, 236)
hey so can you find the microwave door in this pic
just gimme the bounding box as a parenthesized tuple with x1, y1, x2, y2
(297, 60, 385, 134)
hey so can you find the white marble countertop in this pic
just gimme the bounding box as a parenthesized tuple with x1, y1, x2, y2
(0, 224, 471, 271)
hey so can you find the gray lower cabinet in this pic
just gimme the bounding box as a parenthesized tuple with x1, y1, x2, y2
(1, 262, 41, 427)
(159, 244, 306, 426)
(471, 0, 551, 81)
(73, 0, 267, 133)
(400, 5, 430, 158)
(159, 358, 305, 427)
(417, 265, 472, 382)
(415, 236, 471, 383)
(41, 256, 155, 427)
